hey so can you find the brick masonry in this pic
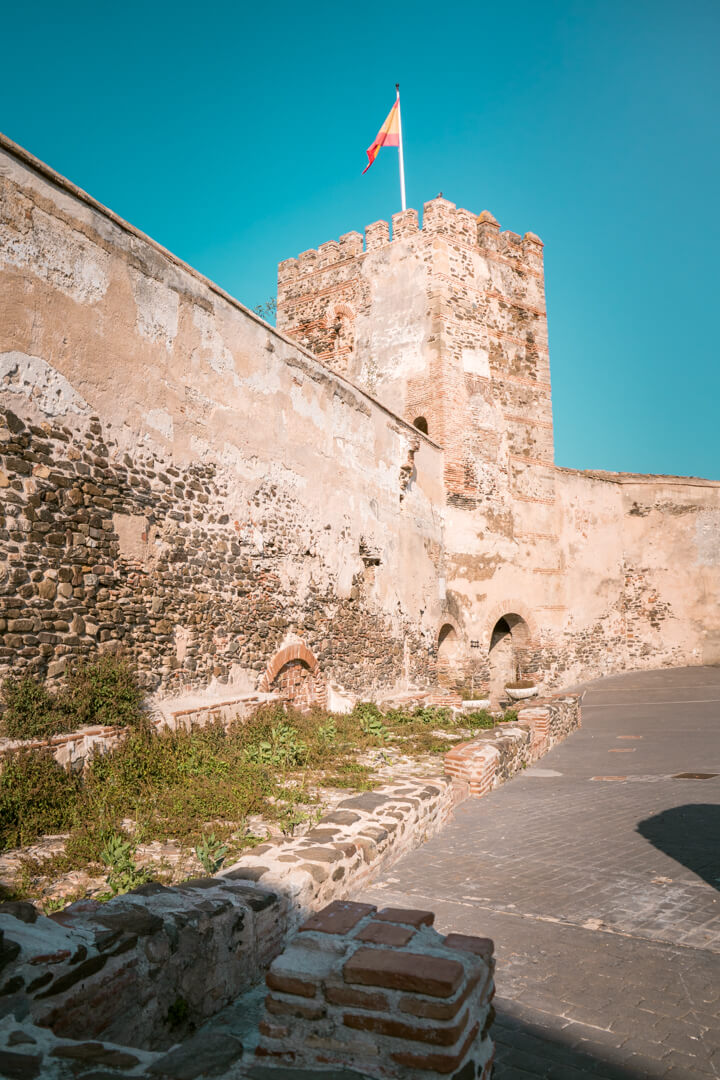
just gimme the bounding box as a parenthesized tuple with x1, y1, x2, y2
(444, 696, 580, 798)
(256, 900, 495, 1078)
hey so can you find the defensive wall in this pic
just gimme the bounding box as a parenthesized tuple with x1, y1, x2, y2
(278, 201, 720, 694)
(1, 131, 720, 707)
(0, 133, 445, 706)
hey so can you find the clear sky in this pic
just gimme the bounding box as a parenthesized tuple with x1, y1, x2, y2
(3, 0, 718, 477)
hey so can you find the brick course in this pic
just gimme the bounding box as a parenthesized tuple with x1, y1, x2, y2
(256, 900, 495, 1078)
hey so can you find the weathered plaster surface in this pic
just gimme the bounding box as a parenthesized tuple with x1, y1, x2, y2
(1, 131, 719, 701)
(0, 134, 445, 702)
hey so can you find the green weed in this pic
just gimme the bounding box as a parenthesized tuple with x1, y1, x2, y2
(195, 832, 228, 876)
(0, 655, 148, 739)
(99, 833, 149, 896)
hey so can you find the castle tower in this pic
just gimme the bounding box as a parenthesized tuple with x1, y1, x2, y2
(277, 197, 554, 508)
(278, 197, 561, 693)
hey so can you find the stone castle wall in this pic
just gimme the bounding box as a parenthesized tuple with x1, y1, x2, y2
(0, 133, 447, 704)
(1, 130, 719, 703)
(278, 202, 720, 691)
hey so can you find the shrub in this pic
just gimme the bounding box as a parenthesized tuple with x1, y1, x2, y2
(352, 702, 384, 724)
(62, 655, 148, 729)
(0, 655, 147, 740)
(244, 722, 307, 768)
(0, 675, 67, 739)
(0, 749, 80, 851)
(463, 709, 498, 730)
(359, 714, 389, 743)
(413, 705, 452, 726)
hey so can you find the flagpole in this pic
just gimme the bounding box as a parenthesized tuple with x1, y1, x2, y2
(395, 83, 406, 212)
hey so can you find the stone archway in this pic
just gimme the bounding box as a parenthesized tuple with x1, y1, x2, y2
(485, 603, 536, 703)
(259, 643, 327, 710)
(437, 622, 463, 689)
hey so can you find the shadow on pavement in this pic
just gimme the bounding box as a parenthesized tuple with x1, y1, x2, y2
(495, 1005, 672, 1079)
(636, 803, 720, 891)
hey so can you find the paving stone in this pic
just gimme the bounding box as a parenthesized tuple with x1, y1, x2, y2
(0, 1050, 43, 1079)
(149, 1032, 244, 1078)
(357, 668, 720, 1080)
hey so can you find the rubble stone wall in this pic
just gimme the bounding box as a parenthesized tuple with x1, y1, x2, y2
(0, 133, 446, 706)
(0, 879, 289, 1051)
(2, 129, 720, 707)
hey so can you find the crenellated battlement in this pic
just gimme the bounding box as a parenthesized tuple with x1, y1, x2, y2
(276, 192, 553, 507)
(277, 196, 544, 285)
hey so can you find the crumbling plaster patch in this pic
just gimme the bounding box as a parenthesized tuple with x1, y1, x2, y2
(0, 351, 89, 416)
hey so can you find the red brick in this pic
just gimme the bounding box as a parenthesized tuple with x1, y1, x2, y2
(375, 907, 435, 928)
(324, 985, 389, 1010)
(391, 1021, 480, 1075)
(258, 1020, 289, 1039)
(399, 970, 483, 1021)
(343, 1008, 469, 1046)
(254, 1046, 296, 1061)
(443, 933, 494, 961)
(29, 950, 71, 965)
(343, 948, 464, 997)
(266, 971, 317, 998)
(299, 900, 376, 936)
(265, 994, 326, 1021)
(355, 921, 415, 947)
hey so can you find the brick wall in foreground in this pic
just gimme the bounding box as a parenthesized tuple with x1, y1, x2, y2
(257, 899, 495, 1078)
(444, 696, 580, 798)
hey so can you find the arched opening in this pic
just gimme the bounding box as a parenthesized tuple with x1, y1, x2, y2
(488, 613, 531, 701)
(413, 416, 429, 435)
(328, 303, 355, 376)
(272, 659, 317, 710)
(437, 623, 462, 688)
(259, 643, 327, 710)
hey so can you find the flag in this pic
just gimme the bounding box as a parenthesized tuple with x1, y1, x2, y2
(363, 99, 401, 174)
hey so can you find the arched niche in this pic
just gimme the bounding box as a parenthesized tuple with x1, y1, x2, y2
(437, 621, 463, 688)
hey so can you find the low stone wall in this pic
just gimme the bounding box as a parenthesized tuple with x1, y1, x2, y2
(0, 900, 497, 1079)
(0, 776, 463, 1054)
(0, 880, 288, 1052)
(0, 692, 280, 773)
(444, 695, 580, 797)
(256, 899, 495, 1078)
(0, 694, 582, 1077)
(222, 778, 466, 933)
(0, 724, 121, 773)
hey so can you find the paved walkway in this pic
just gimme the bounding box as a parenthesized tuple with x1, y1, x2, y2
(357, 667, 720, 1079)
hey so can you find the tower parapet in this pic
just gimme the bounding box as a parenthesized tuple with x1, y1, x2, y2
(277, 196, 553, 508)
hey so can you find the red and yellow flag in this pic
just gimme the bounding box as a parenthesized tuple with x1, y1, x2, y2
(363, 99, 400, 174)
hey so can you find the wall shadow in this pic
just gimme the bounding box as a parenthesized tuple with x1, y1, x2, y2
(495, 1002, 665, 1079)
(637, 803, 720, 890)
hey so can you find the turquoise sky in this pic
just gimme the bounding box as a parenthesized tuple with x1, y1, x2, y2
(3, 0, 718, 477)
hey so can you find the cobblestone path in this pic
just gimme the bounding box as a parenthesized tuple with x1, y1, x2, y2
(357, 667, 720, 1078)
